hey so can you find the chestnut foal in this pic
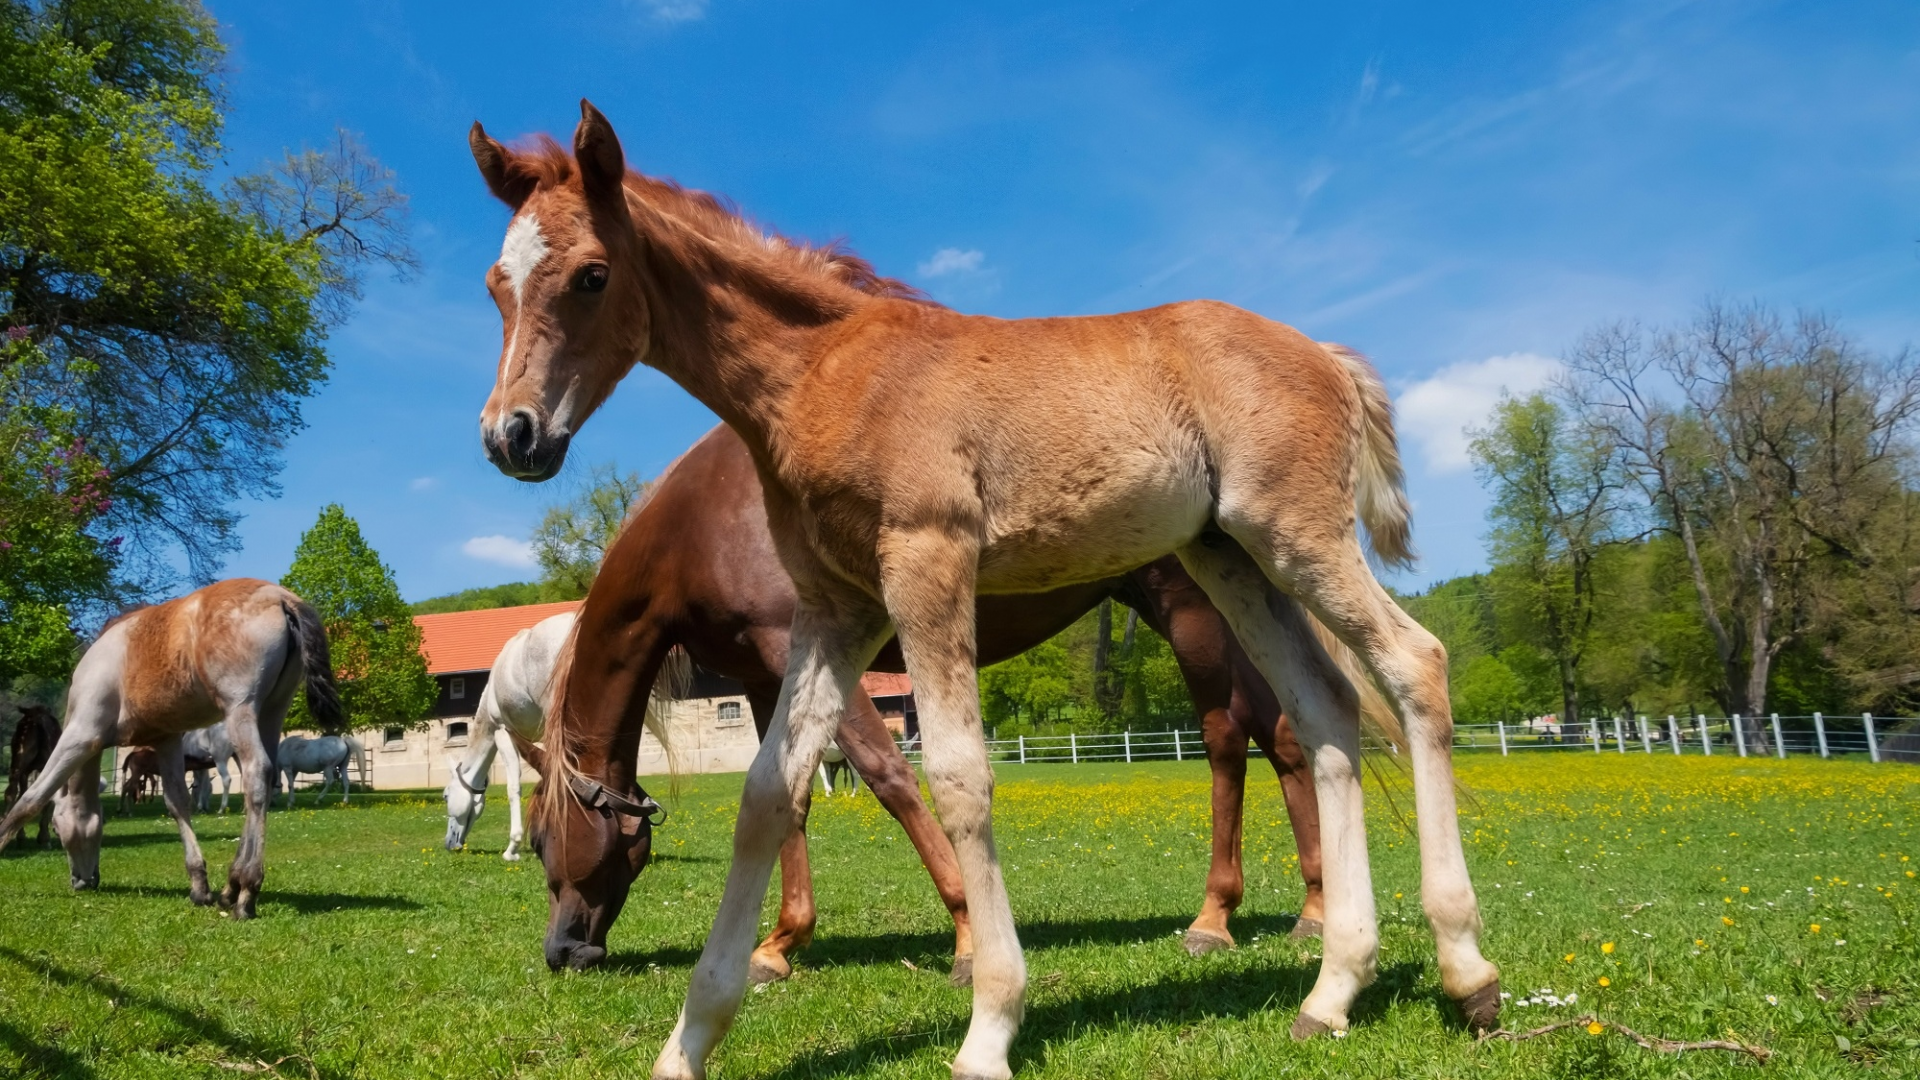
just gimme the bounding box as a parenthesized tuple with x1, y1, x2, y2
(0, 579, 340, 918)
(473, 104, 1498, 1079)
(535, 422, 1345, 978)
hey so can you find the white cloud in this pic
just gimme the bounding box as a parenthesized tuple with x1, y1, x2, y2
(632, 0, 707, 23)
(409, 476, 438, 492)
(462, 535, 536, 568)
(917, 247, 986, 278)
(1395, 353, 1561, 474)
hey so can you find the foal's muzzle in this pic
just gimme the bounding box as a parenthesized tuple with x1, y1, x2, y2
(482, 408, 570, 482)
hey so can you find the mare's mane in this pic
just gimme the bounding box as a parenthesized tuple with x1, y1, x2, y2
(506, 136, 930, 305)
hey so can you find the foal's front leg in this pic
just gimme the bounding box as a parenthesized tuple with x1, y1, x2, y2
(881, 528, 1023, 1080)
(653, 600, 887, 1080)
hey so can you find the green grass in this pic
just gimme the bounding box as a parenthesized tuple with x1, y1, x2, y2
(1, 754, 1915, 1078)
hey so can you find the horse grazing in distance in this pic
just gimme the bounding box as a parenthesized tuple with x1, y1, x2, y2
(183, 723, 239, 813)
(4, 704, 61, 847)
(816, 742, 857, 796)
(0, 579, 341, 918)
(118, 747, 162, 814)
(473, 105, 1494, 1080)
(276, 734, 364, 808)
(534, 422, 1371, 981)
(443, 610, 670, 862)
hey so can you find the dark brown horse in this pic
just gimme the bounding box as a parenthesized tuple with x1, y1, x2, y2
(537, 423, 1358, 978)
(4, 705, 61, 847)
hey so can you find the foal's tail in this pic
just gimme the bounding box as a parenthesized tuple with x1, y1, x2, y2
(281, 596, 345, 731)
(1321, 343, 1415, 570)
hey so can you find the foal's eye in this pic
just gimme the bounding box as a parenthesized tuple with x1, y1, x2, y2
(576, 265, 609, 293)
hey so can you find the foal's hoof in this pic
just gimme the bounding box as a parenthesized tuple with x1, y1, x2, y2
(565, 945, 606, 970)
(189, 887, 215, 907)
(748, 952, 791, 984)
(1289, 1012, 1334, 1040)
(1182, 928, 1233, 957)
(1288, 917, 1323, 941)
(70, 873, 99, 892)
(949, 954, 974, 987)
(1456, 978, 1502, 1034)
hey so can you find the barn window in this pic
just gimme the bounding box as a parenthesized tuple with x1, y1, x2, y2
(445, 721, 469, 745)
(382, 726, 406, 748)
(449, 677, 466, 701)
(717, 700, 743, 724)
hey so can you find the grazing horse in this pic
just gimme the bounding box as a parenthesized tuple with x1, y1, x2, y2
(534, 423, 1370, 980)
(0, 579, 340, 918)
(276, 734, 360, 808)
(3, 704, 61, 847)
(472, 105, 1496, 1079)
(118, 747, 162, 813)
(183, 722, 239, 814)
(815, 742, 856, 796)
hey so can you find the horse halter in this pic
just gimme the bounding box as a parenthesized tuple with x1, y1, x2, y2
(566, 774, 667, 828)
(453, 763, 489, 797)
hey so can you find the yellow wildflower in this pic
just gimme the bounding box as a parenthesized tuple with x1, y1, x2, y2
(1564, 953, 1575, 963)
(1598, 976, 1611, 987)
(1601, 942, 1615, 954)
(1587, 1021, 1604, 1035)
(1810, 923, 1821, 933)
(1722, 916, 1734, 926)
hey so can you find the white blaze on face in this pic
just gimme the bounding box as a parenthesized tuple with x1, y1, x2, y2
(498, 213, 548, 367)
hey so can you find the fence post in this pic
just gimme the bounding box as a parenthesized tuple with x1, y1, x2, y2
(1173, 729, 1183, 762)
(1668, 715, 1681, 755)
(1497, 721, 1509, 756)
(1018, 735, 1026, 765)
(1123, 729, 1131, 764)
(1613, 716, 1626, 753)
(1771, 713, 1784, 759)
(1697, 714, 1712, 756)
(1733, 713, 1747, 757)
(1639, 715, 1652, 754)
(1814, 712, 1829, 759)
(1070, 732, 1078, 765)
(1864, 713, 1880, 764)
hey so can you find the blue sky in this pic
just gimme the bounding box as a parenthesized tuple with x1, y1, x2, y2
(208, 0, 1920, 601)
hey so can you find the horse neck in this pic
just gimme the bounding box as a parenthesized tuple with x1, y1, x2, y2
(629, 209, 870, 446)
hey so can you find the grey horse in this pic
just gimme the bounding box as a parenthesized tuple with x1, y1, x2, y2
(276, 734, 366, 808)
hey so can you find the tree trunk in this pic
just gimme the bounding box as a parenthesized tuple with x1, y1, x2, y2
(1092, 599, 1115, 714)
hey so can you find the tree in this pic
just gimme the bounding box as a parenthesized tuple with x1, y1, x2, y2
(1470, 394, 1622, 728)
(1, 0, 414, 592)
(1565, 303, 1920, 728)
(280, 504, 435, 732)
(530, 462, 650, 599)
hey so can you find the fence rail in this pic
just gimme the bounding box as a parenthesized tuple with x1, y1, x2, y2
(894, 713, 1914, 768)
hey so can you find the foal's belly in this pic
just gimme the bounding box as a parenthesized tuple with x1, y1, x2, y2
(975, 463, 1212, 594)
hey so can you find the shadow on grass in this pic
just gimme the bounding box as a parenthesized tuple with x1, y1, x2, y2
(0, 946, 343, 1079)
(264, 890, 425, 915)
(747, 957, 1433, 1079)
(0, 1017, 96, 1079)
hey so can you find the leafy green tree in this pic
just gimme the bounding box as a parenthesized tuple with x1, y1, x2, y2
(1449, 654, 1526, 725)
(281, 505, 434, 732)
(409, 581, 543, 615)
(980, 638, 1076, 730)
(0, 342, 115, 679)
(530, 462, 650, 599)
(1, 0, 412, 590)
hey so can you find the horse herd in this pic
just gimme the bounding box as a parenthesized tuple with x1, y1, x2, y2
(3, 101, 1504, 1078)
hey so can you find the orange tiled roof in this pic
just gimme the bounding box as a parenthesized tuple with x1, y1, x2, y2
(411, 601, 582, 675)
(860, 672, 913, 698)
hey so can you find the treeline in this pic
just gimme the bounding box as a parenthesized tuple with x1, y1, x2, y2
(1427, 302, 1920, 732)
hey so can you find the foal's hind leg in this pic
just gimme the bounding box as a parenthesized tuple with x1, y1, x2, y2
(154, 737, 214, 905)
(222, 706, 280, 920)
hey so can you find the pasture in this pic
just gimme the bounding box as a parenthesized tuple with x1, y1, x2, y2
(0, 754, 1913, 1079)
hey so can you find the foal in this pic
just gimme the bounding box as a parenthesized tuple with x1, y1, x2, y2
(3, 704, 61, 847)
(474, 105, 1497, 1079)
(0, 579, 340, 918)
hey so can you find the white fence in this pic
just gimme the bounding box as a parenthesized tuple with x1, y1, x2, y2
(896, 712, 1911, 768)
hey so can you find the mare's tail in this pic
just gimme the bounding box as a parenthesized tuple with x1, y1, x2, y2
(1320, 343, 1415, 570)
(281, 596, 345, 731)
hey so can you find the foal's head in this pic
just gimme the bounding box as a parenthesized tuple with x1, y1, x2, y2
(527, 778, 654, 971)
(469, 102, 646, 482)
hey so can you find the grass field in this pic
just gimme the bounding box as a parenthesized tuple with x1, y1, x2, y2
(1, 753, 1915, 1078)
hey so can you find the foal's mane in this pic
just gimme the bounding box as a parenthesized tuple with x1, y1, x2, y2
(507, 135, 929, 304)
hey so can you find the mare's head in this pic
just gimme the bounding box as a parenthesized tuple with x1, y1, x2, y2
(527, 775, 655, 971)
(469, 101, 646, 482)
(442, 763, 486, 852)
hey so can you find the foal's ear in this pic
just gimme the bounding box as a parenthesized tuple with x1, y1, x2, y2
(470, 122, 537, 210)
(574, 99, 627, 206)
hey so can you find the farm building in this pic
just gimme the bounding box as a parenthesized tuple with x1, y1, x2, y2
(358, 601, 915, 789)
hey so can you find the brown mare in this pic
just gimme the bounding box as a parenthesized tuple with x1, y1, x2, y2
(472, 105, 1497, 1080)
(3, 704, 61, 847)
(119, 747, 163, 813)
(0, 579, 341, 918)
(540, 421, 1354, 978)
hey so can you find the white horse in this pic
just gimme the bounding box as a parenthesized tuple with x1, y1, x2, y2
(276, 734, 365, 808)
(183, 723, 238, 813)
(816, 742, 858, 795)
(443, 612, 573, 860)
